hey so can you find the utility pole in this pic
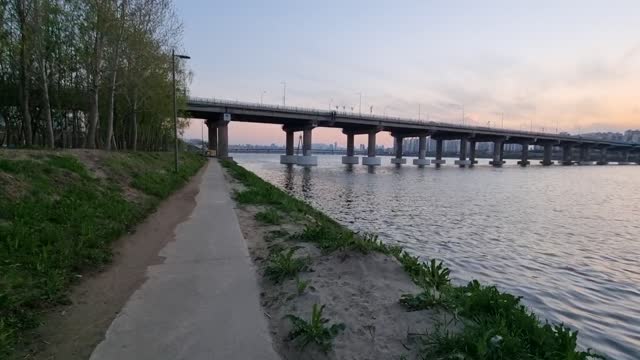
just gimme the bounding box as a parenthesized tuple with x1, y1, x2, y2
(172, 49, 190, 173)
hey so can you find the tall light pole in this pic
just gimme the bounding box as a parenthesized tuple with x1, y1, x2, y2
(357, 92, 362, 115)
(281, 81, 286, 106)
(461, 105, 465, 125)
(172, 49, 190, 173)
(418, 104, 421, 120)
(501, 112, 504, 129)
(260, 91, 266, 104)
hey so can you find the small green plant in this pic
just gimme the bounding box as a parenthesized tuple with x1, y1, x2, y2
(255, 209, 282, 225)
(264, 247, 310, 283)
(296, 277, 310, 295)
(285, 304, 345, 354)
(418, 259, 451, 291)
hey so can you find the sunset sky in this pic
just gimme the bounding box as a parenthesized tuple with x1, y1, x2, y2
(178, 0, 640, 146)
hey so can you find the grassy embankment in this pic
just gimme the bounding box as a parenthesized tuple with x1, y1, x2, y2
(221, 159, 605, 360)
(0, 151, 205, 357)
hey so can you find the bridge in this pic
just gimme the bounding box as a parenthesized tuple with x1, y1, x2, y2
(186, 97, 640, 167)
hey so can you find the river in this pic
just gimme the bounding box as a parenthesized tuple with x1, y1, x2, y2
(234, 153, 640, 359)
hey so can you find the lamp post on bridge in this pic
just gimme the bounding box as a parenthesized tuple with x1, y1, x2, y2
(172, 49, 190, 173)
(260, 91, 266, 104)
(281, 81, 287, 106)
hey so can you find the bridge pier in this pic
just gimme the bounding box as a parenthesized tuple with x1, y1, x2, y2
(454, 139, 470, 167)
(341, 132, 359, 165)
(413, 136, 431, 167)
(280, 130, 297, 164)
(578, 145, 594, 165)
(468, 140, 477, 167)
(433, 139, 445, 168)
(561, 144, 574, 165)
(596, 147, 609, 165)
(362, 130, 381, 166)
(391, 136, 406, 165)
(296, 127, 317, 166)
(541, 143, 554, 166)
(489, 140, 505, 167)
(517, 143, 531, 166)
(205, 119, 218, 156)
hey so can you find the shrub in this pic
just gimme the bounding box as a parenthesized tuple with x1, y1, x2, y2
(285, 304, 345, 354)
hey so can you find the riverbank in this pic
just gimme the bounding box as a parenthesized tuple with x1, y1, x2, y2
(220, 159, 605, 359)
(0, 150, 206, 358)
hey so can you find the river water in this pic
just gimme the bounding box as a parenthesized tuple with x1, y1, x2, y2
(234, 153, 640, 359)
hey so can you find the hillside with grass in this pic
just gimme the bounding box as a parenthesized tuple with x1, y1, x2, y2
(0, 150, 205, 357)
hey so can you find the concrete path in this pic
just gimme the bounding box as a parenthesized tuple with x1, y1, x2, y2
(91, 160, 280, 360)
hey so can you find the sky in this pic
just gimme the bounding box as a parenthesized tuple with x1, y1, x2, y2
(177, 0, 640, 147)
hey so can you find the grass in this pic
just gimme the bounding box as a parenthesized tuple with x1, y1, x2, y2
(220, 159, 604, 359)
(255, 209, 282, 225)
(0, 151, 205, 357)
(285, 304, 345, 354)
(264, 247, 310, 283)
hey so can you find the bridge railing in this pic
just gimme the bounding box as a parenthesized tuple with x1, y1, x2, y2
(188, 97, 637, 147)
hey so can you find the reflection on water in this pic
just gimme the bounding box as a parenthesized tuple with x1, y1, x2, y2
(235, 153, 640, 360)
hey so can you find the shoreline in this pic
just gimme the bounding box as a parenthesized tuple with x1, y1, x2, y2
(220, 159, 606, 359)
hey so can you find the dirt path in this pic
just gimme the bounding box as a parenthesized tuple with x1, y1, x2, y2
(19, 162, 208, 360)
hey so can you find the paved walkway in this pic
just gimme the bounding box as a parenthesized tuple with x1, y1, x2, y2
(91, 160, 280, 360)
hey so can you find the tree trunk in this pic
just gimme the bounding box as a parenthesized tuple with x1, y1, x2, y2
(132, 94, 138, 151)
(85, 9, 103, 149)
(17, 0, 33, 146)
(41, 59, 54, 148)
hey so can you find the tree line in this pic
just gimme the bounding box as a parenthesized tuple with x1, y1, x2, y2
(0, 0, 190, 151)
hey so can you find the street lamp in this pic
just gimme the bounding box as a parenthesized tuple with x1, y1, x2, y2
(260, 91, 266, 104)
(356, 92, 362, 115)
(172, 49, 190, 173)
(281, 81, 286, 106)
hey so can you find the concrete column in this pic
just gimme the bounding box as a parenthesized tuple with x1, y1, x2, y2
(619, 150, 631, 165)
(341, 132, 359, 164)
(362, 131, 381, 166)
(518, 143, 530, 166)
(433, 139, 446, 167)
(391, 136, 406, 164)
(280, 130, 297, 164)
(541, 144, 554, 166)
(297, 127, 317, 166)
(206, 119, 218, 155)
(468, 140, 477, 167)
(490, 140, 505, 167)
(217, 122, 230, 159)
(413, 136, 430, 166)
(454, 139, 470, 167)
(578, 146, 593, 165)
(562, 144, 574, 165)
(597, 148, 608, 165)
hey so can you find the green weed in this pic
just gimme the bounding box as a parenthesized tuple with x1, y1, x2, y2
(255, 209, 282, 225)
(264, 247, 310, 283)
(285, 304, 345, 354)
(296, 277, 311, 295)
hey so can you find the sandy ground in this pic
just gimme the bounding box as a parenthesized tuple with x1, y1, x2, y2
(17, 162, 207, 360)
(223, 171, 441, 360)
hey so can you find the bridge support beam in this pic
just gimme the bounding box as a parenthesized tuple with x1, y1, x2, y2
(280, 130, 297, 164)
(618, 150, 631, 165)
(489, 140, 505, 167)
(433, 139, 446, 168)
(596, 148, 609, 165)
(578, 145, 594, 165)
(413, 136, 430, 166)
(517, 143, 530, 166)
(391, 136, 406, 165)
(455, 139, 470, 167)
(341, 132, 359, 165)
(296, 127, 317, 166)
(540, 144, 554, 166)
(468, 140, 477, 167)
(362, 130, 381, 166)
(561, 144, 574, 165)
(205, 119, 218, 156)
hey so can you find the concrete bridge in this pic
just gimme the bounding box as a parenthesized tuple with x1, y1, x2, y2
(186, 97, 640, 167)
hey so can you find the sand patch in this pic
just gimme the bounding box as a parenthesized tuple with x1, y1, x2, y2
(225, 172, 441, 359)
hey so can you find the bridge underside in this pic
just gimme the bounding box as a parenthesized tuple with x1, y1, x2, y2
(186, 99, 640, 167)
